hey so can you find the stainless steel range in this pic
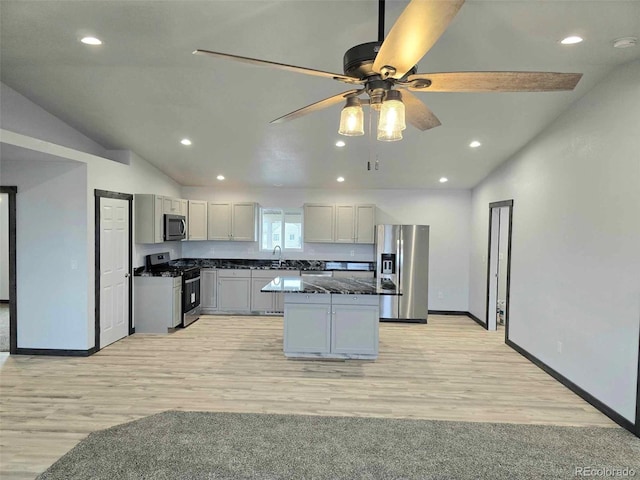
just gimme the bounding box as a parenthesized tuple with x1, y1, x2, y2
(145, 253, 201, 326)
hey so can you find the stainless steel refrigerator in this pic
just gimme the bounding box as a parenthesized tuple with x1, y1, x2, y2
(376, 225, 429, 323)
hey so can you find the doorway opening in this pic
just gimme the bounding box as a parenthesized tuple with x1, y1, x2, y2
(0, 187, 17, 354)
(485, 200, 513, 337)
(94, 190, 133, 351)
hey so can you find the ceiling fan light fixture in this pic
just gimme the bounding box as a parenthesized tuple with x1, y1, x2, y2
(377, 127, 403, 142)
(338, 97, 364, 136)
(377, 90, 406, 139)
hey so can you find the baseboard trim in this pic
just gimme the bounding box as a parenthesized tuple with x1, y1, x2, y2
(506, 338, 637, 437)
(466, 311, 486, 328)
(428, 310, 486, 329)
(428, 310, 468, 316)
(380, 318, 427, 324)
(13, 347, 98, 357)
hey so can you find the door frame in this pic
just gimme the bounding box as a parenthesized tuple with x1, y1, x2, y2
(484, 199, 514, 341)
(1, 186, 17, 354)
(94, 189, 133, 351)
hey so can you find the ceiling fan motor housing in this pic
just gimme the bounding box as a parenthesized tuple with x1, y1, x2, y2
(343, 42, 383, 78)
(344, 41, 418, 81)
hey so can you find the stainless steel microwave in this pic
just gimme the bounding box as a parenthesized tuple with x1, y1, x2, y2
(164, 214, 186, 241)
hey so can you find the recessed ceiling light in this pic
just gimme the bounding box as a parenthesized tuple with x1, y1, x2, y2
(336, 176, 345, 183)
(613, 37, 638, 49)
(180, 138, 192, 146)
(216, 175, 225, 181)
(560, 36, 583, 45)
(273, 183, 283, 187)
(469, 140, 482, 148)
(439, 177, 448, 183)
(335, 140, 346, 147)
(80, 36, 102, 45)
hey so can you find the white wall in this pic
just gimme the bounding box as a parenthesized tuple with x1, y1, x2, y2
(0, 193, 9, 300)
(0, 158, 89, 349)
(468, 60, 640, 422)
(182, 187, 471, 311)
(1, 83, 183, 350)
(0, 83, 125, 163)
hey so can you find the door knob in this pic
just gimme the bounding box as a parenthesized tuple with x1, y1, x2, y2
(124, 273, 131, 278)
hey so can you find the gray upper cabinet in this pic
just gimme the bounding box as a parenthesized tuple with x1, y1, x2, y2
(188, 200, 208, 241)
(134, 194, 164, 244)
(335, 205, 355, 243)
(163, 197, 182, 215)
(208, 202, 257, 241)
(304, 203, 375, 244)
(232, 203, 258, 241)
(207, 203, 232, 240)
(304, 204, 335, 243)
(355, 205, 375, 244)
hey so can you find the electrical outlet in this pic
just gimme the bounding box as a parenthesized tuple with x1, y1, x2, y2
(70, 259, 78, 270)
(557, 341, 563, 353)
(437, 291, 443, 299)
(350, 250, 355, 257)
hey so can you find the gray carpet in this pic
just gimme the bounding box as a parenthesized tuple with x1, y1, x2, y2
(38, 411, 640, 480)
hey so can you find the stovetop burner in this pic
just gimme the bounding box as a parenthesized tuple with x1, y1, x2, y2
(145, 253, 200, 279)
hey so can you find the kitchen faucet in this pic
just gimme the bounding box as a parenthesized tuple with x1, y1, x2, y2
(272, 245, 282, 267)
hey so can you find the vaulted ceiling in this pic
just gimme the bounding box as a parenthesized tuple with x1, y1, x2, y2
(1, 1, 638, 189)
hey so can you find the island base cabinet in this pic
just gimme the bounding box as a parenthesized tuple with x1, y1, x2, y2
(284, 295, 331, 355)
(331, 300, 379, 356)
(283, 293, 379, 359)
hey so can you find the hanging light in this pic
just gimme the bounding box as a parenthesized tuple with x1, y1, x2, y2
(377, 127, 403, 142)
(377, 90, 405, 142)
(338, 97, 364, 136)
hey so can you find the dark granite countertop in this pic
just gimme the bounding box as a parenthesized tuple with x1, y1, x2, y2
(261, 276, 400, 296)
(134, 270, 181, 278)
(170, 258, 374, 271)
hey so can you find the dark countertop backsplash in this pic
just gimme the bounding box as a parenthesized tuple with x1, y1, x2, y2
(170, 258, 375, 271)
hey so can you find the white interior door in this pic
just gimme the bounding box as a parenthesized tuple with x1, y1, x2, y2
(100, 197, 130, 348)
(487, 208, 500, 331)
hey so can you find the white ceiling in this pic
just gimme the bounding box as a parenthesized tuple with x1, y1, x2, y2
(1, 1, 638, 189)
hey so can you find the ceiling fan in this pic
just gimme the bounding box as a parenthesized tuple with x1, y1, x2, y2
(194, 0, 582, 141)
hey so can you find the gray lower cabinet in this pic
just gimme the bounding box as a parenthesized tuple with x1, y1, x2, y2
(283, 293, 379, 358)
(200, 269, 218, 313)
(134, 276, 182, 333)
(284, 294, 331, 353)
(331, 296, 379, 355)
(251, 270, 300, 314)
(218, 270, 251, 312)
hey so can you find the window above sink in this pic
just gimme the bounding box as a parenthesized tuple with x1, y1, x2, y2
(260, 207, 303, 253)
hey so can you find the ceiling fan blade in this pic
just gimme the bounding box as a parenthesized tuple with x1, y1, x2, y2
(270, 90, 362, 124)
(193, 49, 363, 85)
(406, 71, 583, 92)
(373, 0, 465, 80)
(399, 90, 441, 131)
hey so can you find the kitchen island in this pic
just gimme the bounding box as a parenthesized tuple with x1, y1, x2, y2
(262, 276, 400, 360)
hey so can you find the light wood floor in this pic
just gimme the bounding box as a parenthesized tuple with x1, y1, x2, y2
(0, 315, 616, 479)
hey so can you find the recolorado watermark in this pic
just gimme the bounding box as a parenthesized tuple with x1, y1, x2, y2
(575, 466, 636, 477)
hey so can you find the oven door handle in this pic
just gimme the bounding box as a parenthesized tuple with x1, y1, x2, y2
(184, 277, 200, 285)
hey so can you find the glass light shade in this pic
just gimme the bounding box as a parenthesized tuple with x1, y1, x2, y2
(378, 94, 406, 133)
(377, 127, 403, 142)
(338, 98, 364, 136)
